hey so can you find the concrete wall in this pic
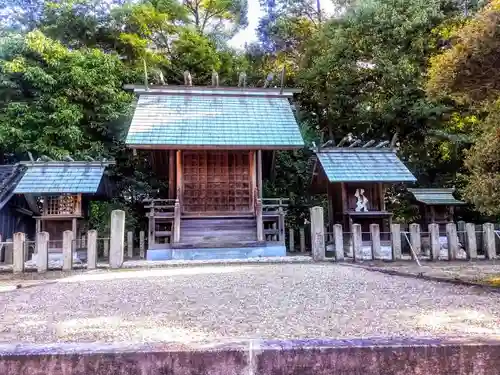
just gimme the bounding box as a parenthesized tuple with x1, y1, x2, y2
(1, 337, 499, 375)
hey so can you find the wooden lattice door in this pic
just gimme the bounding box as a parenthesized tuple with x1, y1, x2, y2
(183, 151, 252, 214)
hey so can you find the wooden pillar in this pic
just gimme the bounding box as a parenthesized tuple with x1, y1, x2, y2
(168, 150, 176, 199)
(250, 151, 257, 207)
(326, 183, 334, 232)
(72, 218, 77, 243)
(176, 150, 182, 202)
(378, 183, 385, 211)
(257, 150, 263, 198)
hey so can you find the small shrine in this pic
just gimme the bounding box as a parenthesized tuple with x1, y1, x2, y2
(13, 158, 114, 244)
(408, 188, 465, 229)
(311, 137, 416, 235)
(123, 76, 304, 260)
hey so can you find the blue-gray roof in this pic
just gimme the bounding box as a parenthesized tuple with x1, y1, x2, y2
(125, 93, 304, 148)
(316, 149, 416, 182)
(14, 164, 106, 194)
(408, 188, 464, 205)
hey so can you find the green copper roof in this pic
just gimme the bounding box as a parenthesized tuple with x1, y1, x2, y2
(408, 188, 465, 205)
(316, 148, 416, 182)
(14, 163, 106, 194)
(125, 93, 304, 148)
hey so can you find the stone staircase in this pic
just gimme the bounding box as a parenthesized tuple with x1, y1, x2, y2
(174, 217, 261, 249)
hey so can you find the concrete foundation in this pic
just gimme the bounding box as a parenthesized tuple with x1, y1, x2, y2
(146, 244, 287, 261)
(0, 337, 499, 375)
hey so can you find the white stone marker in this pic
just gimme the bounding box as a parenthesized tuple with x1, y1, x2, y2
(109, 210, 125, 269)
(390, 223, 401, 260)
(62, 230, 73, 271)
(429, 223, 440, 260)
(36, 232, 49, 273)
(465, 223, 477, 260)
(87, 230, 97, 270)
(310, 206, 326, 261)
(13, 232, 25, 274)
(370, 223, 381, 260)
(334, 224, 344, 261)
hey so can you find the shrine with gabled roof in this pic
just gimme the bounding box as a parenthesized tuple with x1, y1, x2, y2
(124, 80, 304, 260)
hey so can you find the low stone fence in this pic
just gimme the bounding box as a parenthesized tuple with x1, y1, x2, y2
(305, 206, 498, 262)
(0, 337, 499, 375)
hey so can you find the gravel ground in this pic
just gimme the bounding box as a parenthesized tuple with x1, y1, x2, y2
(0, 263, 499, 344)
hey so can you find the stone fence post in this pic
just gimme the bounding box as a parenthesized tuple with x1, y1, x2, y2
(483, 223, 496, 260)
(310, 206, 326, 261)
(87, 230, 97, 270)
(465, 223, 477, 260)
(429, 223, 440, 260)
(139, 231, 145, 259)
(352, 224, 362, 261)
(446, 223, 458, 260)
(370, 224, 381, 260)
(36, 232, 49, 273)
(409, 223, 421, 258)
(13, 232, 25, 274)
(390, 223, 401, 261)
(299, 228, 306, 253)
(334, 224, 344, 261)
(127, 231, 133, 258)
(109, 210, 125, 268)
(62, 230, 73, 271)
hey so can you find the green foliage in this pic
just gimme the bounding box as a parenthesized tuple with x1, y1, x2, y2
(0, 30, 134, 159)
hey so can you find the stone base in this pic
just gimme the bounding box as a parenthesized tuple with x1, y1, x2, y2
(146, 244, 286, 261)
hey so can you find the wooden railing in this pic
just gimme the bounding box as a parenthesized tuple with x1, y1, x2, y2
(262, 198, 289, 243)
(144, 198, 176, 247)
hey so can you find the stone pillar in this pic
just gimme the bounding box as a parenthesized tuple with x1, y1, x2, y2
(334, 224, 344, 261)
(109, 210, 125, 268)
(483, 223, 496, 260)
(36, 232, 49, 273)
(139, 231, 145, 259)
(390, 223, 401, 260)
(370, 223, 381, 260)
(429, 223, 440, 261)
(352, 224, 362, 261)
(4, 238, 13, 264)
(465, 223, 477, 260)
(87, 230, 97, 270)
(310, 206, 326, 261)
(13, 232, 25, 273)
(127, 231, 133, 258)
(299, 228, 306, 253)
(457, 220, 466, 249)
(446, 223, 458, 260)
(409, 223, 421, 257)
(62, 230, 73, 271)
(288, 228, 295, 252)
(103, 239, 109, 258)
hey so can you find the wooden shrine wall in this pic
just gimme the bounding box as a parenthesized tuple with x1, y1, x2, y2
(182, 151, 253, 214)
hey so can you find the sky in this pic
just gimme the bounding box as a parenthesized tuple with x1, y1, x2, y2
(228, 0, 337, 48)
